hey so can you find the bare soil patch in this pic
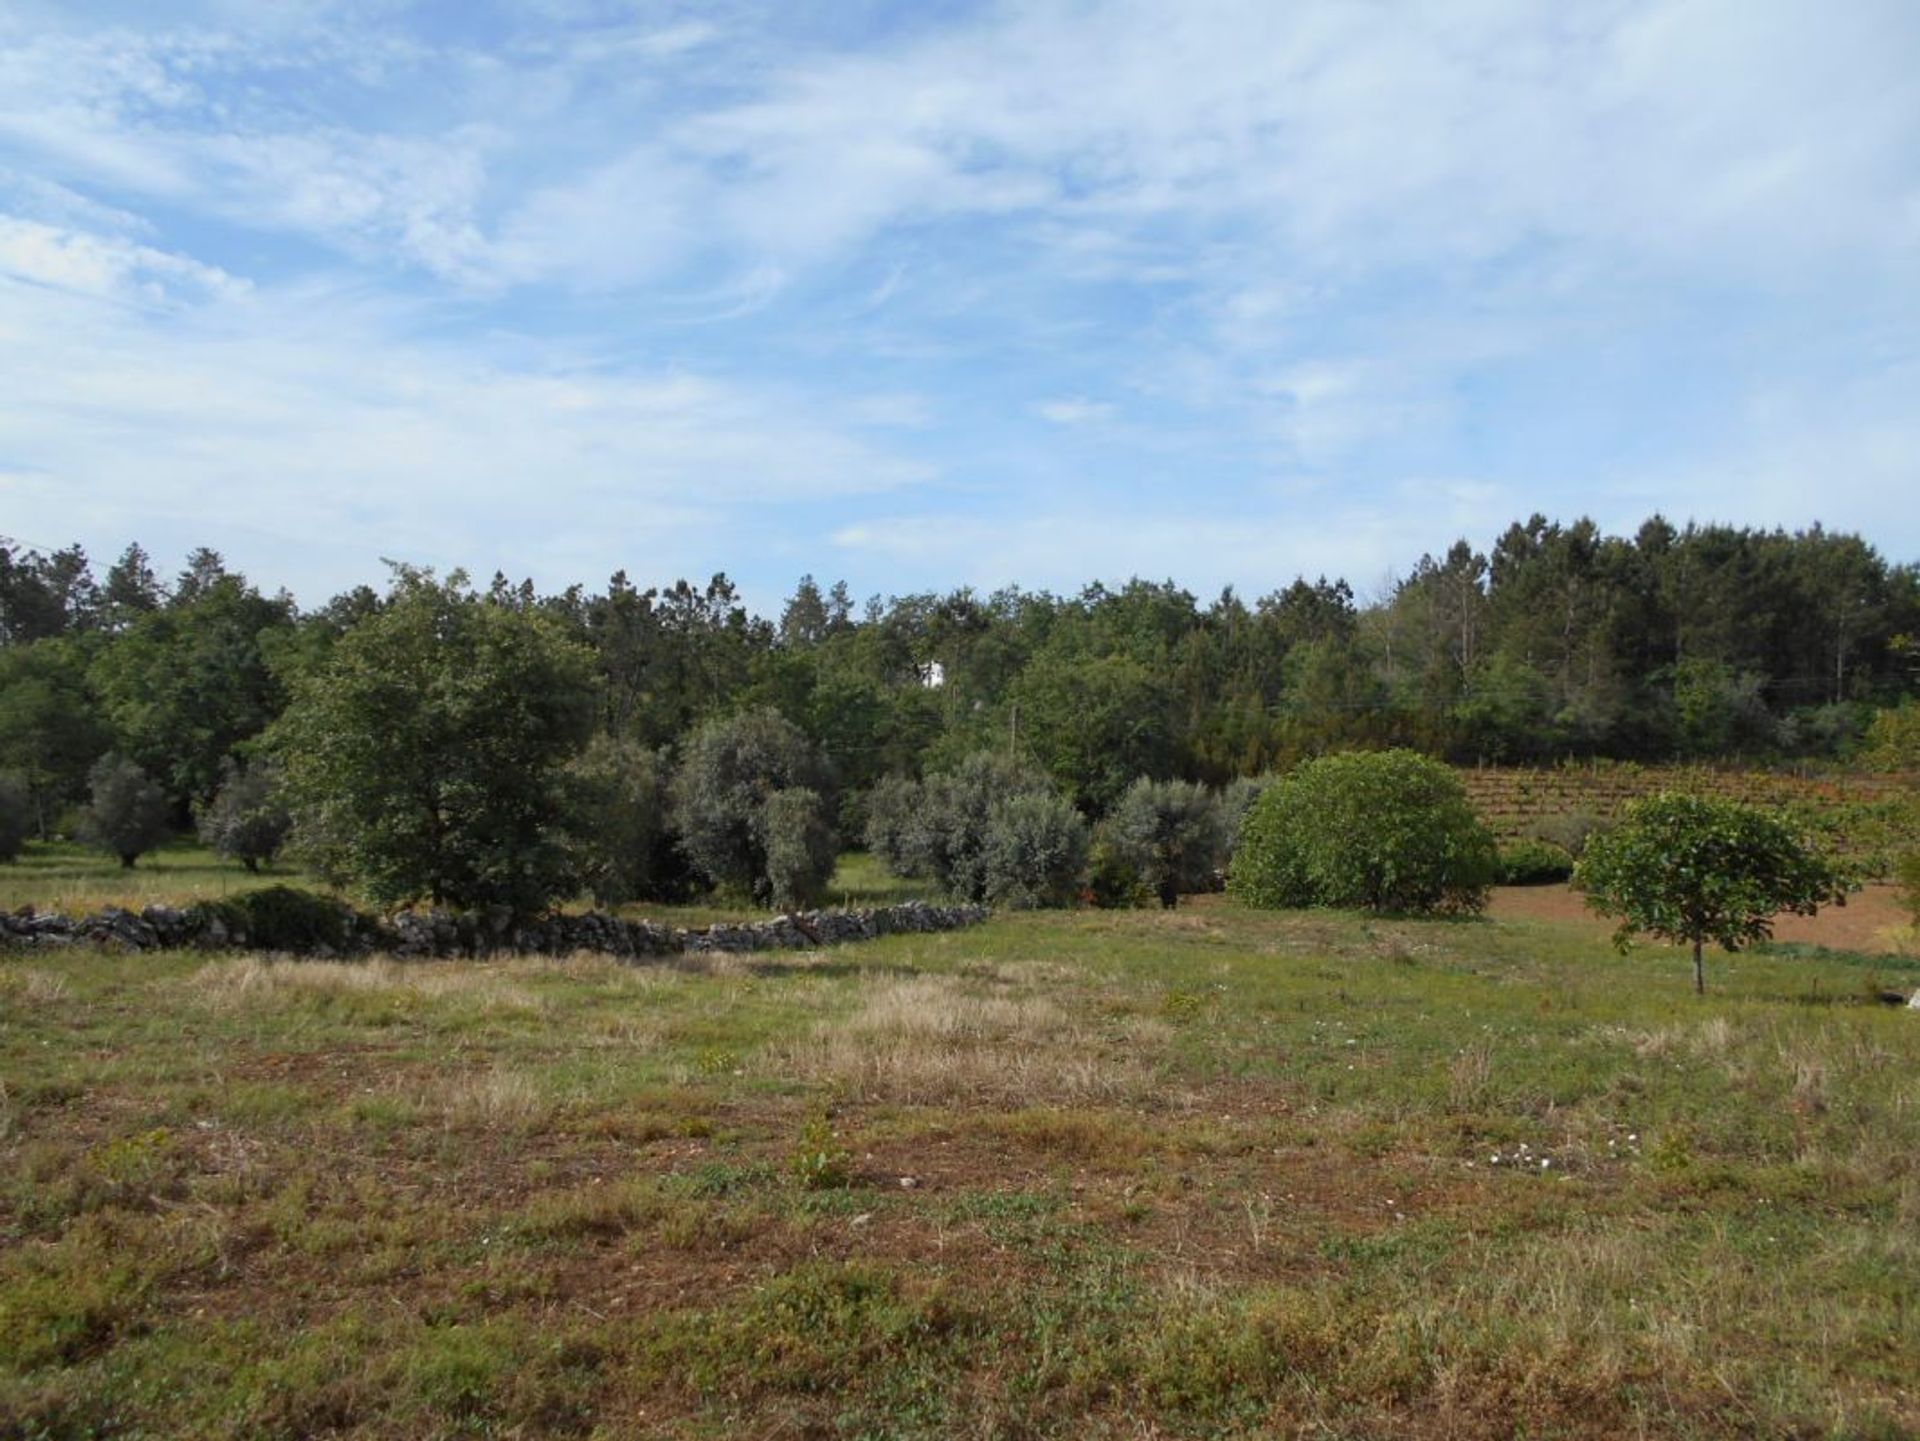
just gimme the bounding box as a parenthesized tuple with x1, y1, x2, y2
(1490, 881, 1917, 954)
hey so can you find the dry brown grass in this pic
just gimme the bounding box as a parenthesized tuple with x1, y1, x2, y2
(765, 973, 1158, 1104)
(0, 967, 70, 1004)
(182, 956, 551, 1014)
(439, 1067, 550, 1131)
(1633, 1015, 1737, 1061)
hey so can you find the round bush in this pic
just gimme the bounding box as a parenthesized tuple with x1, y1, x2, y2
(1228, 749, 1496, 915)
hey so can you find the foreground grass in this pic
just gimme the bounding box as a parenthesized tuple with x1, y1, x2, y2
(3, 901, 1918, 1438)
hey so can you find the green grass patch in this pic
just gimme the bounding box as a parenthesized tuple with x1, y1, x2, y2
(2, 898, 1918, 1436)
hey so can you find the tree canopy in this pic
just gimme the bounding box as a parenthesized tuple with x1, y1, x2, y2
(273, 569, 598, 913)
(1575, 793, 1852, 993)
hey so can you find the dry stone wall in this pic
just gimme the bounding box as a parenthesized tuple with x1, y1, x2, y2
(0, 897, 989, 960)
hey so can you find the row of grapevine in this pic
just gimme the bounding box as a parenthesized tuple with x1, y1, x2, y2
(1455, 762, 1918, 874)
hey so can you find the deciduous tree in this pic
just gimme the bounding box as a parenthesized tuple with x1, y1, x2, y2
(274, 569, 598, 913)
(1575, 793, 1850, 994)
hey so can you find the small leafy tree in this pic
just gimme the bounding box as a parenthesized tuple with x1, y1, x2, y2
(1575, 793, 1852, 994)
(82, 753, 171, 869)
(670, 708, 836, 906)
(1229, 749, 1496, 915)
(196, 759, 291, 872)
(0, 772, 30, 862)
(1107, 778, 1228, 907)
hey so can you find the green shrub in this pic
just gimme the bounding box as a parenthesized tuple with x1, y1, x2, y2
(1495, 838, 1575, 885)
(187, 886, 353, 952)
(790, 1113, 851, 1190)
(980, 791, 1089, 909)
(866, 753, 1088, 908)
(1086, 828, 1154, 908)
(1228, 749, 1497, 916)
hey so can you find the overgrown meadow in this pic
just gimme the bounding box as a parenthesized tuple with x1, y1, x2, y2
(4, 857, 1918, 1438)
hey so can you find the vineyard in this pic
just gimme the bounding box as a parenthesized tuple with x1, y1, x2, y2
(1458, 762, 1920, 873)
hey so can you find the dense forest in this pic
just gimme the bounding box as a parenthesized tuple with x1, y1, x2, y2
(3, 515, 1917, 839)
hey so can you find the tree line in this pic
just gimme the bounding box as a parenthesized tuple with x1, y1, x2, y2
(3, 517, 1916, 837)
(5, 516, 1916, 832)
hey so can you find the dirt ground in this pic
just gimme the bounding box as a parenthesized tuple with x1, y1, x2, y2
(1490, 881, 1918, 956)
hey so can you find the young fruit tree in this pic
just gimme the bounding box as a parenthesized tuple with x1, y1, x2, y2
(1574, 792, 1851, 994)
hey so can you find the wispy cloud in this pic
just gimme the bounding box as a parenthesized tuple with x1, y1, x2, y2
(1033, 398, 1114, 426)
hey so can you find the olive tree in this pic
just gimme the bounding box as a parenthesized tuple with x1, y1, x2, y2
(196, 759, 291, 872)
(273, 570, 598, 913)
(1106, 777, 1228, 907)
(762, 786, 839, 911)
(1229, 749, 1496, 915)
(82, 753, 172, 869)
(865, 752, 1087, 909)
(669, 708, 837, 908)
(1575, 792, 1851, 994)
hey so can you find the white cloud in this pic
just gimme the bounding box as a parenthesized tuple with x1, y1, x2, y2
(0, 215, 246, 302)
(0, 256, 932, 600)
(1033, 398, 1114, 426)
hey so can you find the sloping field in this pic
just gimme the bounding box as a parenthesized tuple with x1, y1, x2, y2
(4, 900, 1918, 1438)
(1460, 763, 1919, 870)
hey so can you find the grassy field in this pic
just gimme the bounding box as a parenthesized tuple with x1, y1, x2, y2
(4, 892, 1919, 1438)
(0, 843, 925, 928)
(0, 840, 316, 915)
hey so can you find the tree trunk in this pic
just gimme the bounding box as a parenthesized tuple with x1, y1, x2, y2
(1692, 938, 1705, 995)
(120, 853, 136, 870)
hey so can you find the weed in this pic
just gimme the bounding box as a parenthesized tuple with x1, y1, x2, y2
(790, 1112, 852, 1190)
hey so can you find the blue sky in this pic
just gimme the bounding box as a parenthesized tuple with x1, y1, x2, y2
(2, 0, 1916, 612)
